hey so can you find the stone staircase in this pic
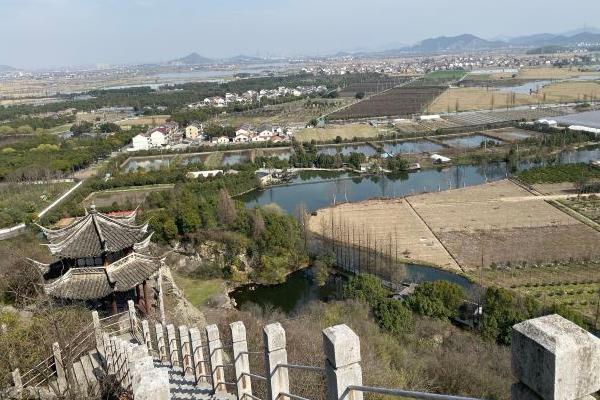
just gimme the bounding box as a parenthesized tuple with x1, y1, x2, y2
(69, 350, 104, 396)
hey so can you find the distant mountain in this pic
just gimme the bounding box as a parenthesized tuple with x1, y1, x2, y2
(170, 52, 214, 65)
(509, 32, 600, 46)
(0, 65, 16, 72)
(407, 34, 505, 53)
(226, 54, 264, 63)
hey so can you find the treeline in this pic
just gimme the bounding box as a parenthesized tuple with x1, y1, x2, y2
(343, 274, 588, 346)
(0, 73, 386, 122)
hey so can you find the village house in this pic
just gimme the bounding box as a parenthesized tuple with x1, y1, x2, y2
(233, 134, 250, 143)
(131, 134, 149, 151)
(185, 122, 203, 140)
(149, 128, 167, 147)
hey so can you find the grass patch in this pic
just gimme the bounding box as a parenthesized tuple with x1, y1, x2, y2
(173, 274, 224, 308)
(424, 70, 467, 80)
(295, 124, 379, 143)
(0, 182, 74, 227)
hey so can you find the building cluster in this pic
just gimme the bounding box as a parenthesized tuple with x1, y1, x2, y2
(187, 85, 327, 109)
(129, 121, 292, 151)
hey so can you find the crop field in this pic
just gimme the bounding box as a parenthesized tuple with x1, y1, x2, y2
(214, 98, 352, 126)
(82, 184, 174, 208)
(518, 67, 600, 80)
(425, 70, 467, 80)
(294, 124, 381, 143)
(0, 182, 75, 227)
(408, 180, 600, 268)
(537, 81, 600, 103)
(481, 127, 540, 142)
(116, 115, 170, 127)
(307, 199, 460, 270)
(338, 77, 408, 98)
(479, 260, 600, 324)
(328, 86, 446, 120)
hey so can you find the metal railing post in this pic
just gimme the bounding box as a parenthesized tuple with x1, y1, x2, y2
(231, 321, 252, 400)
(264, 322, 289, 400)
(52, 342, 67, 393)
(166, 324, 180, 367)
(155, 323, 168, 363)
(179, 325, 193, 377)
(103, 333, 114, 373)
(190, 327, 207, 384)
(323, 324, 363, 400)
(206, 324, 226, 393)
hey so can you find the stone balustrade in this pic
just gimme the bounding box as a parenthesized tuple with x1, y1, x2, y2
(8, 312, 600, 400)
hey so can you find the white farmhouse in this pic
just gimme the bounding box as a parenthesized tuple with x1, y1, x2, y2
(131, 134, 149, 151)
(150, 130, 166, 147)
(185, 123, 202, 140)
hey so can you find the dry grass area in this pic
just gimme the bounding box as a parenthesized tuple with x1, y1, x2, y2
(295, 124, 380, 143)
(532, 182, 577, 195)
(82, 184, 174, 208)
(408, 180, 600, 268)
(307, 199, 460, 270)
(537, 81, 600, 103)
(428, 87, 534, 113)
(518, 67, 600, 80)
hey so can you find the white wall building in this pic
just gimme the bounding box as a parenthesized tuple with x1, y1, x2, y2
(131, 134, 149, 151)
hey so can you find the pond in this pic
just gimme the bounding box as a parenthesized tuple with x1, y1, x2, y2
(498, 80, 553, 94)
(230, 262, 475, 313)
(383, 140, 444, 155)
(442, 135, 504, 149)
(241, 163, 509, 213)
(317, 143, 378, 157)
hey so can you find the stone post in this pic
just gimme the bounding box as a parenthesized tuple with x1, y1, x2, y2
(166, 324, 180, 367)
(156, 323, 168, 363)
(52, 342, 67, 392)
(206, 324, 226, 393)
(179, 325, 193, 377)
(263, 322, 289, 400)
(231, 321, 252, 400)
(141, 319, 153, 352)
(323, 324, 363, 400)
(103, 333, 114, 374)
(91, 311, 105, 359)
(12, 369, 22, 393)
(511, 314, 600, 400)
(127, 300, 137, 334)
(189, 327, 208, 384)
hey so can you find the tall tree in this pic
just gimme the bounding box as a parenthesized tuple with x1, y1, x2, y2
(217, 188, 237, 226)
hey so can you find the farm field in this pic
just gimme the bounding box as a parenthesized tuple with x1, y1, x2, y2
(338, 76, 408, 98)
(428, 87, 535, 113)
(328, 86, 446, 119)
(307, 198, 460, 270)
(0, 182, 75, 227)
(479, 260, 600, 325)
(116, 115, 170, 128)
(213, 98, 352, 126)
(517, 67, 600, 80)
(294, 124, 381, 143)
(82, 184, 174, 208)
(537, 81, 600, 103)
(408, 180, 600, 268)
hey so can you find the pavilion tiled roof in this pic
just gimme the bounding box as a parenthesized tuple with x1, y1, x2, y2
(43, 253, 163, 300)
(37, 207, 149, 259)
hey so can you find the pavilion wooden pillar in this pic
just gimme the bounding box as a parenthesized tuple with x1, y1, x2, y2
(142, 280, 151, 316)
(111, 293, 117, 315)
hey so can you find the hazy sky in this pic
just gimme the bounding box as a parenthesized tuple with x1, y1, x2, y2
(0, 0, 598, 69)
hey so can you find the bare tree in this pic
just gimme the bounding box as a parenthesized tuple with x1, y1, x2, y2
(217, 188, 237, 226)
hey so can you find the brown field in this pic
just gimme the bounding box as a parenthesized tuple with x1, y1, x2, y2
(428, 88, 534, 113)
(308, 199, 460, 270)
(538, 81, 600, 103)
(295, 124, 381, 143)
(310, 180, 600, 271)
(408, 180, 600, 268)
(517, 67, 600, 80)
(532, 182, 577, 195)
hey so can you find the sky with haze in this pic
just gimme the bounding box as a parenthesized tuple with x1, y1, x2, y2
(0, 0, 598, 69)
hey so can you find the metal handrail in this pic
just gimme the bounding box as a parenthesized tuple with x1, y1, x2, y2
(244, 393, 262, 400)
(278, 392, 311, 400)
(347, 385, 485, 400)
(241, 372, 267, 381)
(276, 363, 324, 373)
(99, 311, 127, 321)
(21, 355, 54, 378)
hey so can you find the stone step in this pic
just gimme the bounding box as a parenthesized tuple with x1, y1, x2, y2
(80, 353, 98, 393)
(71, 360, 87, 391)
(88, 350, 104, 378)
